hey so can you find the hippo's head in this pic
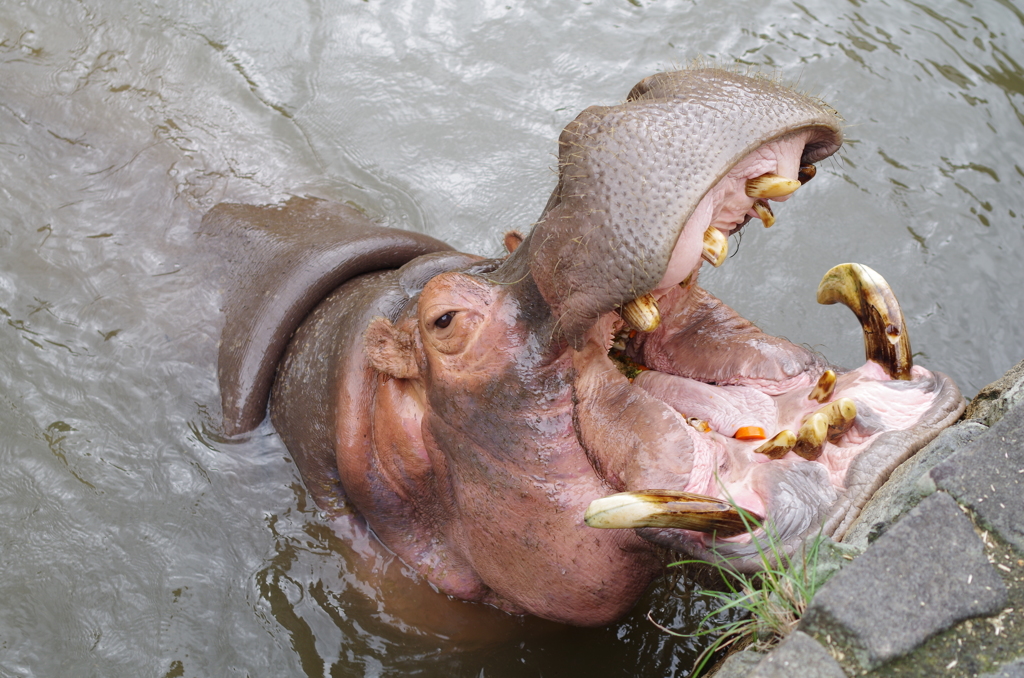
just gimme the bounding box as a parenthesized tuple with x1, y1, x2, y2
(211, 68, 965, 627)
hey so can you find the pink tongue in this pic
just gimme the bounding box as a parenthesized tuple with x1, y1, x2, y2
(633, 370, 777, 438)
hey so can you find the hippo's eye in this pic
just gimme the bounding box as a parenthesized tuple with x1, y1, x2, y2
(434, 312, 455, 329)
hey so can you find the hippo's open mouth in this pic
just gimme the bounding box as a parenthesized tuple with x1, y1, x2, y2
(570, 133, 965, 570)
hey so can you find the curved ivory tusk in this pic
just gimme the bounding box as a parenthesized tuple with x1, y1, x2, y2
(821, 397, 857, 442)
(817, 263, 913, 380)
(584, 489, 759, 537)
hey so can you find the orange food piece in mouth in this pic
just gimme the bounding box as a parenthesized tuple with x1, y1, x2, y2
(734, 426, 767, 441)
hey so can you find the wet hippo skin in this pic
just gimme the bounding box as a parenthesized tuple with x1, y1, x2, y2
(204, 68, 965, 626)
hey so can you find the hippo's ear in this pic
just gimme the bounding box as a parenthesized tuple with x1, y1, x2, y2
(365, 317, 421, 380)
(503, 230, 524, 254)
(201, 197, 452, 436)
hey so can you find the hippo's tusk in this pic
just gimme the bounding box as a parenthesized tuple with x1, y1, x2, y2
(746, 173, 802, 199)
(701, 226, 728, 267)
(754, 429, 797, 459)
(619, 293, 661, 332)
(753, 199, 775, 228)
(816, 263, 913, 380)
(798, 163, 817, 184)
(584, 490, 759, 537)
(809, 369, 837, 403)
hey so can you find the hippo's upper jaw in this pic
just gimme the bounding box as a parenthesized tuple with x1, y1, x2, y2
(515, 69, 843, 349)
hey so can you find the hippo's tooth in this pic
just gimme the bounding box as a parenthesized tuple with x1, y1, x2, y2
(821, 397, 857, 442)
(745, 173, 802, 199)
(754, 429, 797, 459)
(793, 412, 829, 461)
(687, 417, 711, 433)
(584, 490, 759, 537)
(798, 163, 817, 184)
(619, 293, 661, 332)
(816, 263, 913, 380)
(701, 226, 728, 267)
(753, 199, 775, 228)
(809, 369, 836, 403)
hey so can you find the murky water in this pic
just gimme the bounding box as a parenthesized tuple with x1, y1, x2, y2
(2, 0, 1022, 675)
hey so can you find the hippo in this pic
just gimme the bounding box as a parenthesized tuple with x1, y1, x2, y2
(202, 68, 965, 627)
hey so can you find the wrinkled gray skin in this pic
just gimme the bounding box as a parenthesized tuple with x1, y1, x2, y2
(207, 69, 965, 627)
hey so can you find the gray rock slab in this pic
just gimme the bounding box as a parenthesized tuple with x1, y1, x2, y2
(710, 649, 764, 678)
(964, 357, 1024, 426)
(747, 631, 846, 678)
(800, 491, 1007, 671)
(843, 420, 989, 553)
(981, 658, 1024, 678)
(932, 400, 1024, 554)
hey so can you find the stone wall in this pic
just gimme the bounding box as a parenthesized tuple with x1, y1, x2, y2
(712, 358, 1024, 678)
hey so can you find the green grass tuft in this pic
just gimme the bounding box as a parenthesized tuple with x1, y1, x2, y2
(658, 508, 833, 676)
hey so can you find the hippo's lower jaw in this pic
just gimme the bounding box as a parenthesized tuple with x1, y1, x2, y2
(578, 265, 965, 573)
